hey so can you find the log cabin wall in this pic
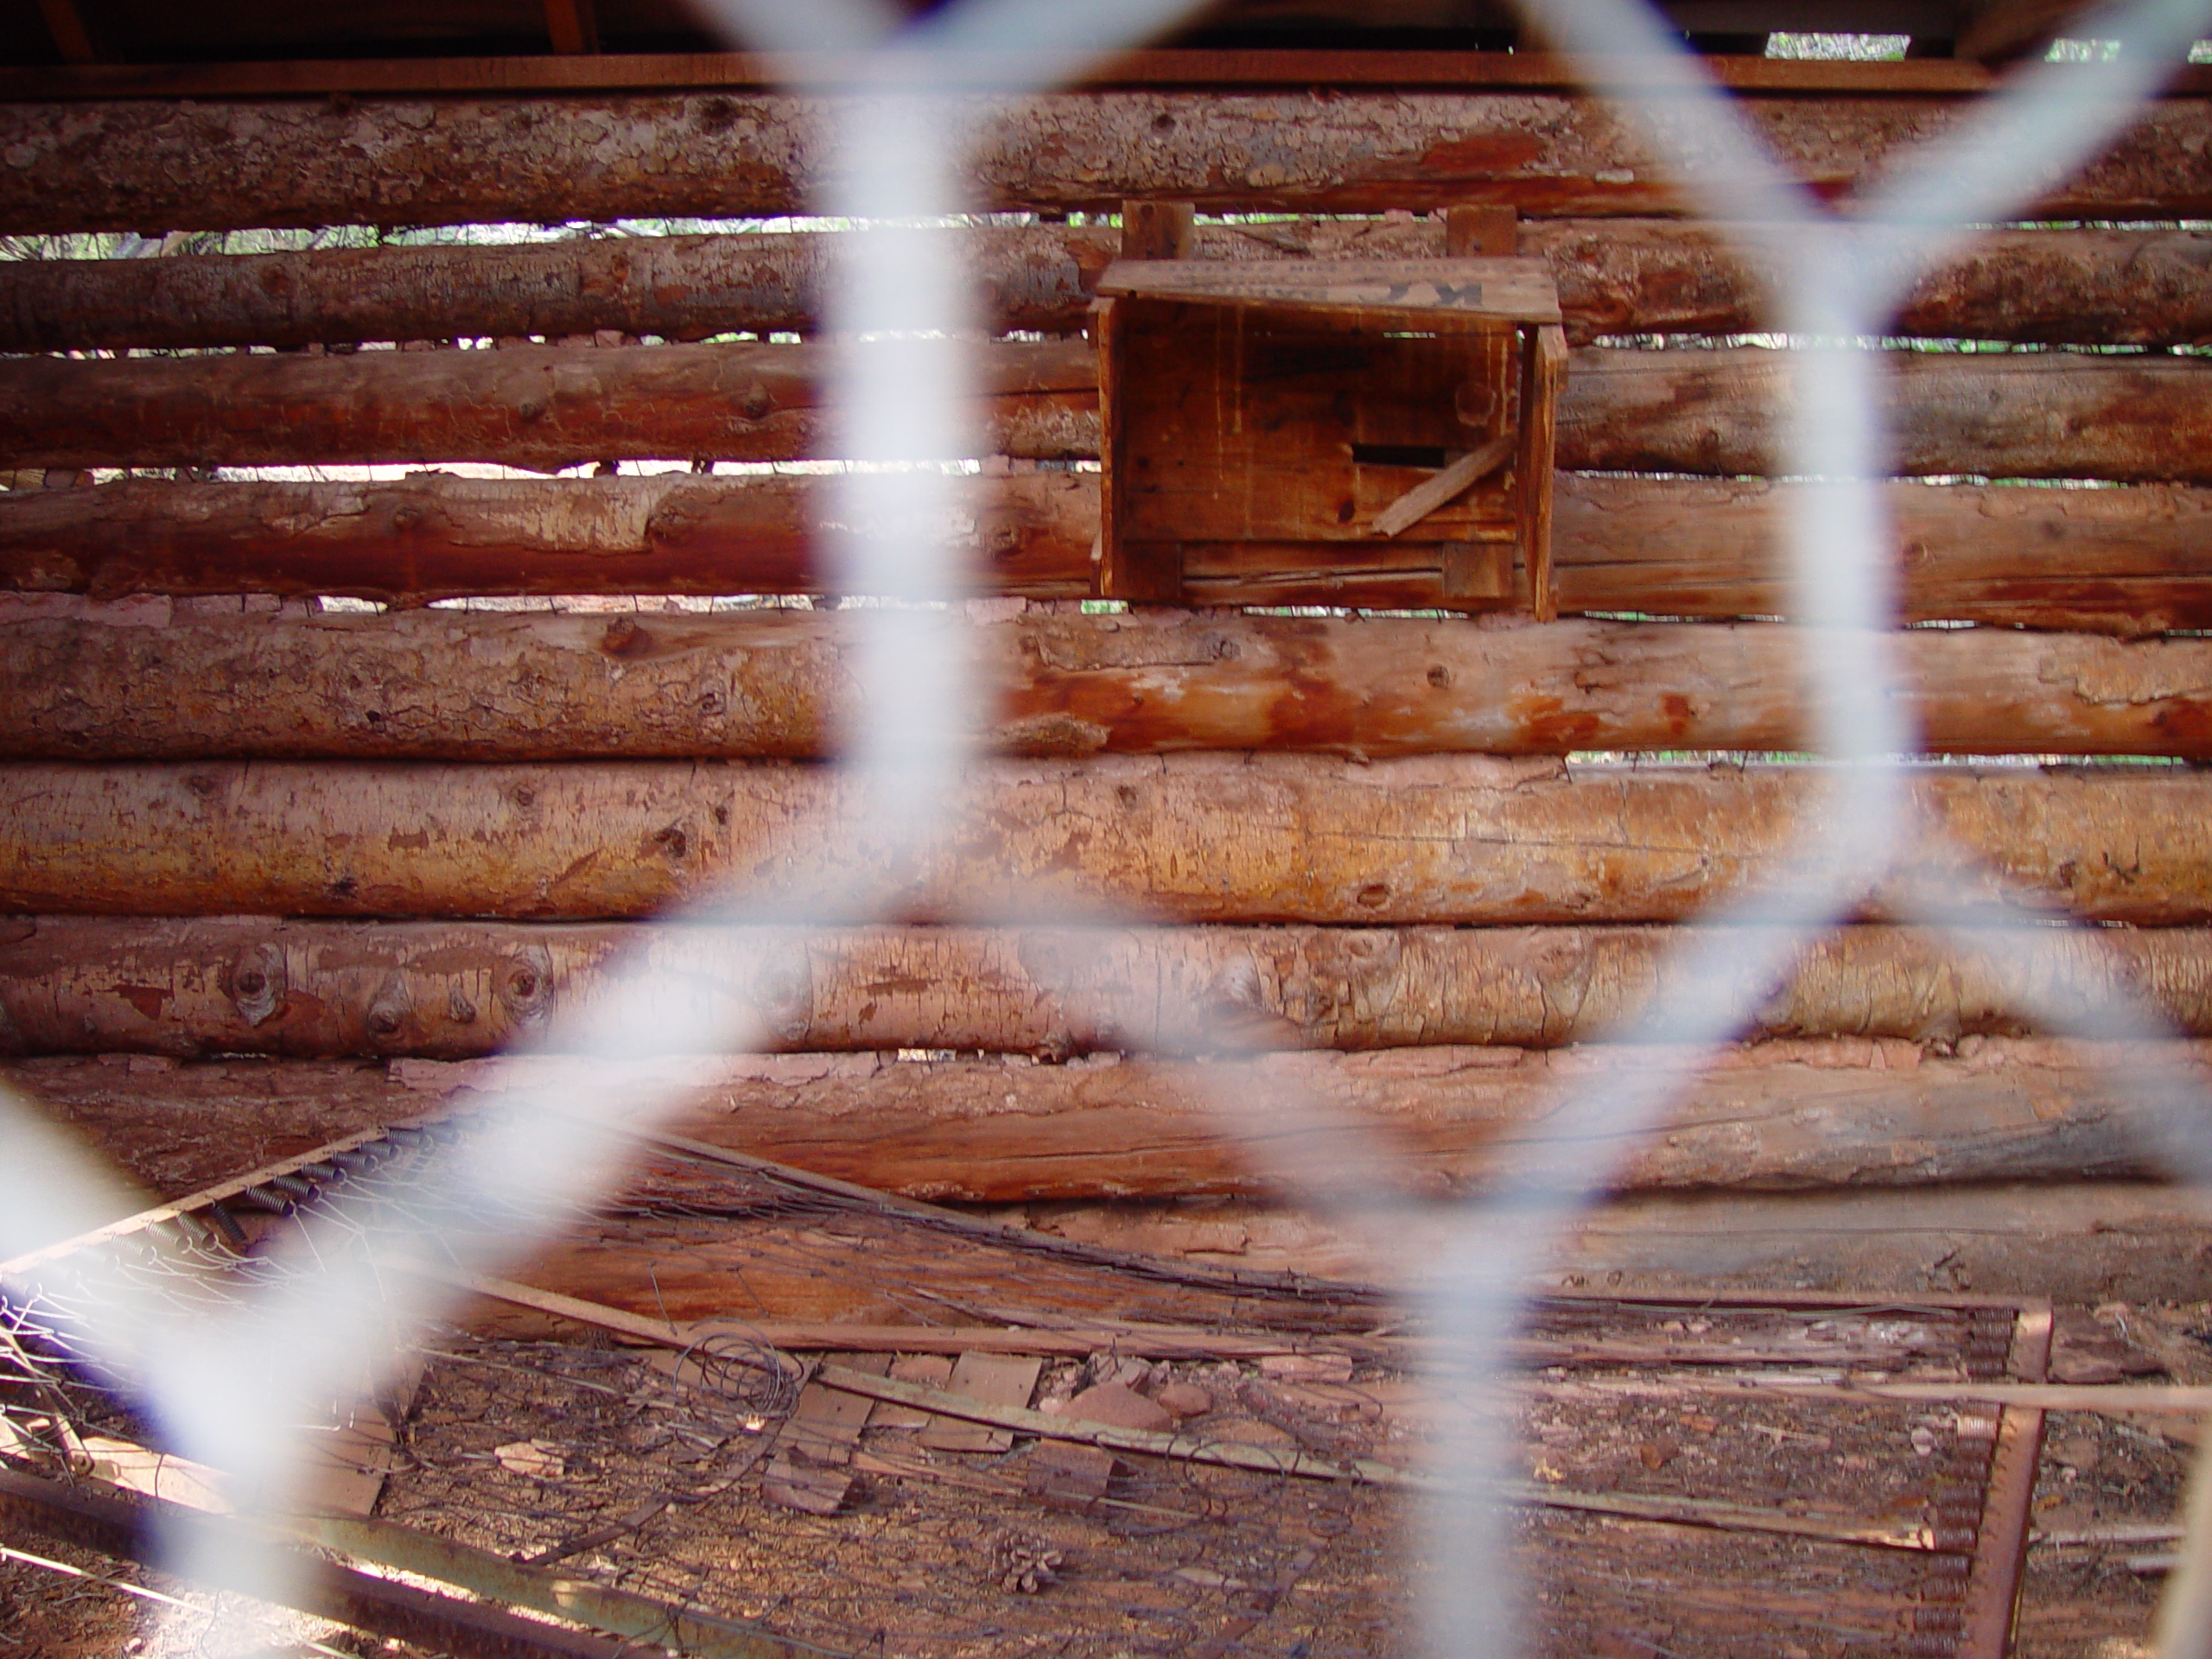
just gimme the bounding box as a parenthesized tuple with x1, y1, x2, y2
(3, 50, 2212, 1298)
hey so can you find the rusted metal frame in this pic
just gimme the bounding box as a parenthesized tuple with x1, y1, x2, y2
(1958, 1302, 2054, 1659)
(0, 1464, 632, 1659)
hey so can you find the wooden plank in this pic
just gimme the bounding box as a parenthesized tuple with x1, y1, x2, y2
(22, 915, 2212, 1060)
(3, 222, 2205, 353)
(3, 341, 2202, 484)
(1370, 433, 1516, 537)
(5, 756, 2212, 925)
(1096, 256, 1562, 325)
(762, 1352, 888, 1513)
(3, 88, 2208, 235)
(1519, 323, 1566, 620)
(915, 1353, 1044, 1452)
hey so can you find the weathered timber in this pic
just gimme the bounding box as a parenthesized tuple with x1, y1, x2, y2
(1551, 475, 2212, 635)
(7, 221, 2204, 353)
(995, 1183, 2212, 1305)
(3, 90, 2209, 233)
(0, 472, 1092, 603)
(10, 917, 2212, 1059)
(0, 227, 1121, 351)
(0, 339, 1100, 473)
(1554, 347, 2212, 486)
(5, 1036, 2199, 1205)
(0, 50, 2101, 101)
(3, 342, 2203, 482)
(3, 757, 2211, 923)
(6, 472, 2209, 631)
(14, 601, 2212, 761)
(3, 339, 2206, 483)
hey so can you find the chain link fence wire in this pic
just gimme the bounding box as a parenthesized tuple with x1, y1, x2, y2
(4, 0, 2212, 1651)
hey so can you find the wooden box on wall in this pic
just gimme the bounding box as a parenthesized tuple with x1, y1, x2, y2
(1093, 258, 1567, 616)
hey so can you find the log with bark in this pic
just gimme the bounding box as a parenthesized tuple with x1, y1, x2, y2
(10, 600, 2212, 761)
(3, 221, 2204, 352)
(3, 756, 2211, 923)
(3, 340, 2205, 482)
(2, 89, 2206, 232)
(7, 916, 2212, 1059)
(5, 1036, 2200, 1204)
(7, 472, 2209, 632)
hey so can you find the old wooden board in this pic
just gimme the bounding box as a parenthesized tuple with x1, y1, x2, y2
(915, 1353, 1045, 1453)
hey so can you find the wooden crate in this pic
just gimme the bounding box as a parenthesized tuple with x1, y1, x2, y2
(1094, 257, 1566, 615)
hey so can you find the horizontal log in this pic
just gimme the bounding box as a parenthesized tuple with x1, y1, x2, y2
(0, 339, 1100, 473)
(0, 50, 2120, 102)
(4, 756, 2212, 923)
(1550, 474, 2212, 634)
(8, 472, 2210, 632)
(0, 471, 1095, 604)
(1004, 1182, 2212, 1305)
(4, 341, 2202, 483)
(8, 1036, 2201, 1205)
(9, 918, 2212, 1060)
(1554, 347, 2212, 486)
(2, 89, 2207, 234)
(10, 601, 2212, 762)
(6, 220, 2204, 353)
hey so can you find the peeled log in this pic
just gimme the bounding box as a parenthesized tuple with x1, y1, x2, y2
(11, 600, 2212, 761)
(6, 472, 2210, 633)
(1555, 347, 2212, 486)
(2, 90, 2207, 233)
(8, 917, 2212, 1060)
(1551, 474, 2212, 635)
(7, 1039, 2201, 1206)
(4, 756, 2212, 924)
(0, 471, 1094, 605)
(5, 221, 2203, 353)
(3, 341, 2207, 484)
(0, 339, 1100, 473)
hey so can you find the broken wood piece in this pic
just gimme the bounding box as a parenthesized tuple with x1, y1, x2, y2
(772, 1353, 887, 1465)
(1370, 432, 1517, 537)
(872, 1355, 954, 1429)
(916, 1352, 1045, 1453)
(762, 1352, 888, 1513)
(1026, 1440, 1120, 1507)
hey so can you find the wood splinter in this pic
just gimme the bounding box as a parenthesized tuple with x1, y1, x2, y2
(1370, 431, 1517, 537)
